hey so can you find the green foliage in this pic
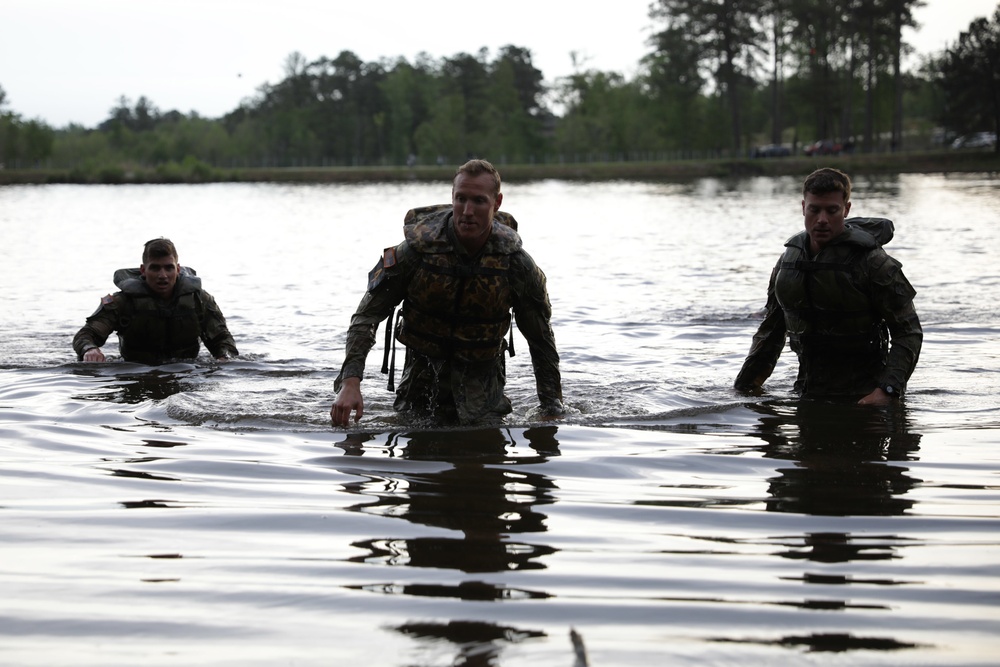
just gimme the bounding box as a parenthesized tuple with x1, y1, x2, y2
(934, 6, 1000, 143)
(1, 5, 992, 177)
(0, 96, 56, 167)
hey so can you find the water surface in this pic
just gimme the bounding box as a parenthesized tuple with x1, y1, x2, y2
(1, 175, 999, 665)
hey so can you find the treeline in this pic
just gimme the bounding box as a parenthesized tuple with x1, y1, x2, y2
(1, 0, 997, 177)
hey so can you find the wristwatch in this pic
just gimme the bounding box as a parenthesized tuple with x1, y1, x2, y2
(880, 383, 900, 397)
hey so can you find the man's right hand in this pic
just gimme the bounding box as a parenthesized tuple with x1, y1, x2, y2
(83, 348, 106, 362)
(330, 376, 364, 427)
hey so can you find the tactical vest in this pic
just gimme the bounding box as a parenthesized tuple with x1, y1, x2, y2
(114, 269, 206, 364)
(395, 208, 519, 363)
(775, 218, 892, 360)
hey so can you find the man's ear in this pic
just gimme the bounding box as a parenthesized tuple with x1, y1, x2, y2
(494, 192, 503, 212)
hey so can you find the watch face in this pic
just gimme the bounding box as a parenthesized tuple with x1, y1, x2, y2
(884, 385, 896, 395)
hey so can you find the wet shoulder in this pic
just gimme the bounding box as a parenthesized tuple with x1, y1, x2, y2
(483, 221, 523, 254)
(404, 209, 452, 253)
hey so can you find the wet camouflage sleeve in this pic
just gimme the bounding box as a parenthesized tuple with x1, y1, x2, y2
(509, 250, 564, 414)
(199, 291, 239, 359)
(72, 294, 125, 359)
(334, 243, 416, 392)
(867, 250, 922, 392)
(734, 262, 787, 392)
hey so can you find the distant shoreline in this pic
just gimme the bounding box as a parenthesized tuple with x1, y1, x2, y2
(1, 151, 997, 186)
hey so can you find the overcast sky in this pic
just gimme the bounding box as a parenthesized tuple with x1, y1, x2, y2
(2, 0, 997, 128)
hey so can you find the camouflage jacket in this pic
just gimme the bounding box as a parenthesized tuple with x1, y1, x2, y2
(335, 208, 563, 423)
(73, 268, 238, 365)
(735, 219, 922, 398)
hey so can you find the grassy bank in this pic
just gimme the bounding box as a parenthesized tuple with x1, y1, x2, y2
(1, 150, 998, 186)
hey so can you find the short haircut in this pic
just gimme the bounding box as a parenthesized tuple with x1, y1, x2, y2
(454, 159, 502, 198)
(142, 238, 179, 264)
(803, 168, 851, 201)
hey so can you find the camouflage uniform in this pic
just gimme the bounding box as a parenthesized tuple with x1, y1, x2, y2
(73, 267, 238, 365)
(335, 207, 563, 424)
(735, 218, 922, 398)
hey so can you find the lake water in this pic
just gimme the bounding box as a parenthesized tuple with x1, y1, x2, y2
(1, 174, 999, 666)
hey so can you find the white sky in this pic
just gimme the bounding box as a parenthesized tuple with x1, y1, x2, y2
(2, 0, 997, 128)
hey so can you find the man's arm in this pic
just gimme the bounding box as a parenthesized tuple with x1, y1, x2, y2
(510, 251, 564, 416)
(734, 264, 787, 394)
(72, 296, 121, 362)
(870, 252, 923, 395)
(331, 244, 414, 426)
(199, 292, 239, 359)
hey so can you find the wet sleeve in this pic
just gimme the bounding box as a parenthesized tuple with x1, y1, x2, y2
(72, 295, 121, 359)
(510, 251, 564, 415)
(734, 262, 788, 392)
(334, 242, 415, 391)
(199, 292, 239, 358)
(869, 252, 922, 393)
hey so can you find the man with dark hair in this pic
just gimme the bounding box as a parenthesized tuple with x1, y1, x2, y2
(735, 167, 922, 404)
(330, 158, 564, 426)
(73, 238, 238, 364)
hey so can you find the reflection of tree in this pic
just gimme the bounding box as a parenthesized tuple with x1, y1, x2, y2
(748, 400, 922, 518)
(335, 426, 561, 662)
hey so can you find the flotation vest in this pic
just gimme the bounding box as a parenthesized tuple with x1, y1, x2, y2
(775, 217, 893, 360)
(394, 206, 521, 363)
(113, 267, 206, 364)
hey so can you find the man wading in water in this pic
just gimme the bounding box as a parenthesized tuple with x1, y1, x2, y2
(73, 238, 238, 364)
(330, 159, 564, 426)
(735, 167, 922, 404)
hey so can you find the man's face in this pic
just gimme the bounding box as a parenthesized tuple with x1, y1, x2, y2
(452, 172, 502, 253)
(802, 191, 851, 254)
(140, 255, 180, 299)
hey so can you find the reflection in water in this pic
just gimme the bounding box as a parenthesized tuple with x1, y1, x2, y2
(741, 400, 928, 654)
(749, 400, 923, 517)
(336, 427, 561, 663)
(341, 426, 560, 575)
(70, 365, 200, 404)
(395, 620, 546, 667)
(716, 632, 922, 653)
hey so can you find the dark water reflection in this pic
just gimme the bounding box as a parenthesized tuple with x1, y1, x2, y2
(395, 620, 548, 667)
(340, 427, 560, 578)
(334, 428, 562, 665)
(69, 363, 204, 404)
(749, 401, 922, 517)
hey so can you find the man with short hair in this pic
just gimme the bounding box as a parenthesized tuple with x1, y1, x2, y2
(330, 158, 564, 426)
(734, 167, 922, 404)
(73, 238, 238, 364)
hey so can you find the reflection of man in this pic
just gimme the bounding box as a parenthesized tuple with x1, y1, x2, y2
(330, 159, 564, 426)
(73, 238, 238, 365)
(747, 401, 921, 518)
(340, 427, 561, 575)
(735, 168, 922, 405)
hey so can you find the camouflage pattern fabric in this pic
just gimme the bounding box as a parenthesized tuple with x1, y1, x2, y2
(735, 219, 922, 398)
(73, 270, 238, 364)
(335, 208, 562, 425)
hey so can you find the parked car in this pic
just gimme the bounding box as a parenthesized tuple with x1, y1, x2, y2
(804, 140, 842, 156)
(750, 144, 791, 158)
(951, 132, 997, 149)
